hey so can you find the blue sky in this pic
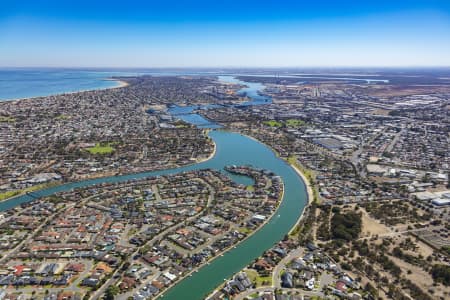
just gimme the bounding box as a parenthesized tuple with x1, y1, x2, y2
(1, 0, 450, 67)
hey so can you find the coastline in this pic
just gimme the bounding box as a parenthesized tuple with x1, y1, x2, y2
(0, 71, 313, 299)
(103, 78, 129, 89)
(0, 77, 129, 104)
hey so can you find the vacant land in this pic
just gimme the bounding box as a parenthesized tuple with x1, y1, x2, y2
(360, 207, 390, 237)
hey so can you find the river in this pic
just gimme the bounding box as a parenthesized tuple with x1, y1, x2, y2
(166, 75, 271, 128)
(159, 131, 308, 299)
(0, 75, 308, 300)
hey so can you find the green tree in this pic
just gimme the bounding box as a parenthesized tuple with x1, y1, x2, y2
(431, 264, 450, 286)
(105, 285, 120, 300)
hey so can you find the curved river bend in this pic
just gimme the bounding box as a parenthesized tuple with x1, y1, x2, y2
(159, 131, 308, 300)
(1, 131, 308, 299)
(0, 76, 308, 300)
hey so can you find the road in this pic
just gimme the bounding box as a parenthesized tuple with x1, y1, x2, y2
(234, 286, 324, 300)
(348, 128, 387, 179)
(357, 226, 435, 241)
(272, 248, 304, 288)
(0, 203, 75, 264)
(90, 181, 216, 300)
(2, 259, 93, 295)
(385, 126, 406, 153)
(117, 270, 162, 300)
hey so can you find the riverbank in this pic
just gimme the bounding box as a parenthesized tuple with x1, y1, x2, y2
(202, 140, 313, 300)
(287, 162, 314, 235)
(196, 129, 217, 163)
(231, 131, 311, 235)
(160, 180, 285, 300)
(203, 163, 313, 300)
(0, 69, 309, 300)
(0, 181, 62, 203)
(0, 131, 216, 204)
(0, 130, 308, 300)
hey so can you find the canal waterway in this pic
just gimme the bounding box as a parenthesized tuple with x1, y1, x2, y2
(159, 131, 307, 300)
(218, 75, 272, 106)
(0, 75, 308, 300)
(0, 131, 308, 300)
(166, 75, 271, 128)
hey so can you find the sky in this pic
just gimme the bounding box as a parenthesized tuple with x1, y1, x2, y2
(1, 0, 450, 68)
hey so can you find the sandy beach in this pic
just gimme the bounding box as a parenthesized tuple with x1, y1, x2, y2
(104, 78, 129, 89)
(287, 162, 314, 235)
(196, 129, 217, 163)
(234, 131, 313, 235)
(0, 77, 129, 103)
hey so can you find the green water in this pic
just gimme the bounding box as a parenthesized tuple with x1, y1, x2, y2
(0, 131, 308, 299)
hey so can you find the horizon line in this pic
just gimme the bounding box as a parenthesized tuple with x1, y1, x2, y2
(1, 65, 450, 69)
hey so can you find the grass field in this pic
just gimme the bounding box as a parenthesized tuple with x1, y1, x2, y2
(287, 156, 315, 179)
(86, 142, 116, 154)
(0, 182, 59, 202)
(287, 155, 320, 203)
(238, 227, 252, 235)
(0, 116, 16, 123)
(285, 119, 305, 127)
(263, 119, 305, 128)
(0, 190, 20, 202)
(244, 269, 272, 287)
(263, 120, 283, 127)
(55, 114, 70, 120)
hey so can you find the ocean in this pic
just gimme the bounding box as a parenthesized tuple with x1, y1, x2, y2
(0, 69, 138, 101)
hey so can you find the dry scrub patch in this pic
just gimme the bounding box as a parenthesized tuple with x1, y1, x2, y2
(360, 207, 390, 237)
